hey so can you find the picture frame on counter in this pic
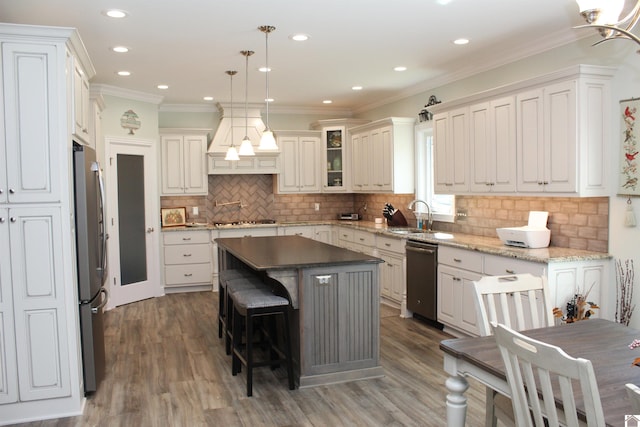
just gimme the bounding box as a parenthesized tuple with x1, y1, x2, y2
(161, 207, 187, 227)
(619, 97, 640, 196)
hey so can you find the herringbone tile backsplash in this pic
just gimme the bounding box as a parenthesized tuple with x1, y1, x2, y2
(160, 175, 609, 252)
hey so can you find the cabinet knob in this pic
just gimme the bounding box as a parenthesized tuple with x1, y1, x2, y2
(183, 253, 192, 257)
(453, 258, 462, 263)
(10, 217, 17, 223)
(0, 217, 4, 223)
(0, 189, 3, 194)
(184, 273, 193, 277)
(147, 227, 154, 233)
(8, 188, 15, 194)
(182, 237, 192, 241)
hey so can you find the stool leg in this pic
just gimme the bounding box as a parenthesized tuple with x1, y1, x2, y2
(282, 309, 295, 391)
(218, 284, 225, 339)
(225, 291, 233, 355)
(246, 309, 254, 397)
(231, 305, 242, 376)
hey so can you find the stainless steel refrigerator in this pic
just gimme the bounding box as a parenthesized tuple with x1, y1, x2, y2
(73, 142, 109, 394)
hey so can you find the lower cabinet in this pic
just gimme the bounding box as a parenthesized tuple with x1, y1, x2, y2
(1, 207, 72, 403)
(375, 235, 406, 306)
(162, 230, 212, 292)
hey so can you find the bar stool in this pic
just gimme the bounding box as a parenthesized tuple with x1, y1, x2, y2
(218, 269, 256, 339)
(230, 287, 294, 397)
(224, 276, 264, 354)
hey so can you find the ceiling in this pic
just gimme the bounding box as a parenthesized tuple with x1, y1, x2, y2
(0, 0, 591, 112)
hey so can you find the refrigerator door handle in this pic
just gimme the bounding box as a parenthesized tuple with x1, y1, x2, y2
(91, 288, 109, 314)
(92, 161, 108, 286)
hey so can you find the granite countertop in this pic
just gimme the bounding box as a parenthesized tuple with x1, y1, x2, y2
(162, 220, 611, 264)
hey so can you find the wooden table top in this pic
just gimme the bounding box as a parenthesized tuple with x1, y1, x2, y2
(440, 319, 640, 426)
(216, 235, 383, 271)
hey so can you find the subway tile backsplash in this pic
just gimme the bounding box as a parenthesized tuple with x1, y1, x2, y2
(160, 175, 609, 253)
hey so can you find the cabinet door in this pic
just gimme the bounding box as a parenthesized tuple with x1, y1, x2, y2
(370, 126, 393, 191)
(490, 96, 517, 192)
(437, 265, 458, 327)
(379, 250, 404, 303)
(3, 42, 61, 203)
(433, 113, 450, 193)
(313, 226, 332, 244)
(161, 135, 186, 194)
(544, 80, 577, 193)
(517, 89, 545, 192)
(323, 127, 347, 192)
(437, 265, 480, 335)
(278, 135, 299, 193)
(183, 135, 207, 194)
(0, 210, 18, 404)
(434, 108, 468, 193)
(469, 102, 492, 192)
(351, 132, 370, 191)
(10, 207, 71, 401)
(299, 135, 321, 193)
(73, 59, 90, 144)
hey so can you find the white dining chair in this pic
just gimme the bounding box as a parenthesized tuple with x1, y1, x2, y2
(472, 273, 555, 427)
(627, 383, 640, 414)
(492, 322, 605, 427)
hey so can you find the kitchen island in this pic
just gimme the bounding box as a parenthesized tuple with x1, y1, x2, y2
(216, 235, 385, 388)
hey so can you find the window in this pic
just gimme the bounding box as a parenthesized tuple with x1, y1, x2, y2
(415, 122, 455, 223)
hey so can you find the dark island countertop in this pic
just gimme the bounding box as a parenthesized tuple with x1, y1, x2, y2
(216, 235, 383, 271)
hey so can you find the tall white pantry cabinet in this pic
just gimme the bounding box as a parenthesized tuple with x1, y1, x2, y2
(0, 24, 94, 423)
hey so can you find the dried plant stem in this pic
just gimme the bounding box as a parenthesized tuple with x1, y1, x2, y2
(616, 259, 635, 326)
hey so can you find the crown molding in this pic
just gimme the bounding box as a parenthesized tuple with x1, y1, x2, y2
(91, 84, 164, 105)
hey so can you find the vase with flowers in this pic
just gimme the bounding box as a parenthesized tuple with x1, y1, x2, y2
(553, 283, 599, 324)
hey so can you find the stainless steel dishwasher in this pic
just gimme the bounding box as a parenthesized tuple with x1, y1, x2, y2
(406, 239, 443, 329)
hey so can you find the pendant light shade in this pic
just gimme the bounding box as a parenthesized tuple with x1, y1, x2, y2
(258, 25, 279, 151)
(224, 70, 240, 161)
(239, 50, 256, 156)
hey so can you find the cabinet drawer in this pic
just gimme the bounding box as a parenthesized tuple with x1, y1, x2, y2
(217, 227, 277, 238)
(353, 230, 375, 247)
(165, 263, 211, 285)
(163, 231, 210, 245)
(484, 254, 545, 277)
(439, 246, 483, 272)
(376, 236, 405, 253)
(337, 228, 354, 243)
(164, 244, 210, 264)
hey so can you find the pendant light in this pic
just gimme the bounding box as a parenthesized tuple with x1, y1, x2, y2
(224, 70, 240, 161)
(239, 50, 256, 156)
(258, 25, 278, 150)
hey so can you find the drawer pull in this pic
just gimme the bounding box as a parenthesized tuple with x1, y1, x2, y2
(505, 269, 515, 274)
(182, 237, 192, 241)
(183, 253, 192, 257)
(453, 258, 462, 263)
(359, 238, 365, 242)
(316, 275, 332, 284)
(453, 277, 462, 281)
(385, 243, 391, 247)
(184, 273, 193, 277)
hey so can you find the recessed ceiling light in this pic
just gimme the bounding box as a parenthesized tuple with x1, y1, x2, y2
(258, 67, 271, 73)
(203, 96, 214, 101)
(394, 66, 407, 72)
(117, 71, 131, 76)
(290, 34, 309, 41)
(453, 38, 469, 45)
(323, 100, 332, 104)
(352, 86, 363, 91)
(112, 46, 129, 53)
(157, 85, 169, 90)
(103, 9, 128, 18)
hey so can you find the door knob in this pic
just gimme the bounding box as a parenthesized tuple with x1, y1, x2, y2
(147, 227, 154, 233)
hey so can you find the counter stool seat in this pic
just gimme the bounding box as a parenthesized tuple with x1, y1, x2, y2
(231, 288, 294, 397)
(218, 269, 256, 339)
(224, 276, 264, 354)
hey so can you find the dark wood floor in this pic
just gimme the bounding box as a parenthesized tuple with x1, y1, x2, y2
(11, 292, 487, 427)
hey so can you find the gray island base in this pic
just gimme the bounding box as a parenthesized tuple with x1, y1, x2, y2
(216, 235, 385, 388)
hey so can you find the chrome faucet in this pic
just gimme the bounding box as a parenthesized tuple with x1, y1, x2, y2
(407, 199, 433, 231)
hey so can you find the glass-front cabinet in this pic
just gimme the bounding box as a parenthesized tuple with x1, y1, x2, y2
(312, 119, 370, 193)
(324, 126, 346, 192)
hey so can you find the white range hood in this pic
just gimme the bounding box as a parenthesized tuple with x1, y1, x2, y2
(207, 103, 280, 174)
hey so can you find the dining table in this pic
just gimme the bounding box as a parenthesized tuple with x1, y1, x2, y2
(440, 319, 640, 427)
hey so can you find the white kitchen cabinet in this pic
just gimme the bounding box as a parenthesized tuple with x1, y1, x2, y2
(160, 131, 208, 196)
(279, 225, 315, 239)
(207, 154, 280, 175)
(276, 131, 322, 194)
(162, 230, 212, 292)
(350, 117, 415, 194)
(313, 225, 332, 244)
(375, 235, 406, 306)
(71, 56, 91, 144)
(433, 108, 469, 194)
(0, 25, 91, 422)
(469, 97, 517, 193)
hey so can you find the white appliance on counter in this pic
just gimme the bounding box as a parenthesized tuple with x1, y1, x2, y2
(496, 211, 551, 249)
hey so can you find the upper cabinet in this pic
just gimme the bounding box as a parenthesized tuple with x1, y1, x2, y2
(160, 130, 208, 196)
(433, 108, 469, 194)
(349, 117, 415, 194)
(311, 118, 370, 192)
(275, 130, 322, 194)
(431, 65, 614, 197)
(71, 56, 91, 144)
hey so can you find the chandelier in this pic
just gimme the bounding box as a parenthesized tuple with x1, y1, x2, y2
(224, 70, 240, 161)
(258, 25, 278, 150)
(575, 0, 640, 49)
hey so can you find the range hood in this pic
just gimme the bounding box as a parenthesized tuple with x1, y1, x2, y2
(207, 103, 280, 175)
(207, 103, 280, 155)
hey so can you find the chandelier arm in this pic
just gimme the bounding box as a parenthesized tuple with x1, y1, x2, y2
(577, 23, 640, 45)
(617, 0, 640, 30)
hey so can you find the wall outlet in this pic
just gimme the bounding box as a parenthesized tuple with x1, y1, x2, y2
(192, 206, 199, 216)
(314, 203, 320, 211)
(456, 208, 467, 221)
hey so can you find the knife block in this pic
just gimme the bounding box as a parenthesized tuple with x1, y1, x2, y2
(386, 210, 408, 227)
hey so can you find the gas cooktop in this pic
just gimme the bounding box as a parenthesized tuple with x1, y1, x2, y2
(213, 219, 277, 227)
